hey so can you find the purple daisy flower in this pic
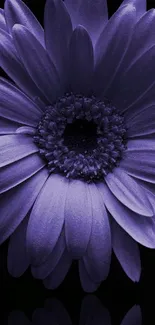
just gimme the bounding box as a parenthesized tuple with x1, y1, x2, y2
(1, 0, 155, 292)
(8, 296, 142, 325)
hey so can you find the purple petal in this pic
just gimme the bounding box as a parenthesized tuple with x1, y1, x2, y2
(31, 229, 65, 279)
(93, 5, 136, 98)
(12, 24, 61, 103)
(79, 260, 101, 292)
(0, 78, 41, 126)
(111, 219, 141, 282)
(117, 10, 155, 80)
(0, 153, 45, 194)
(0, 168, 48, 244)
(79, 295, 111, 325)
(0, 134, 38, 168)
(0, 9, 7, 31)
(113, 45, 155, 112)
(65, 0, 108, 44)
(0, 29, 46, 101)
(120, 0, 146, 19)
(43, 249, 72, 289)
(121, 157, 155, 183)
(105, 168, 153, 216)
(120, 140, 155, 183)
(0, 117, 19, 134)
(126, 103, 155, 137)
(125, 139, 155, 152)
(44, 0, 72, 84)
(120, 305, 142, 325)
(83, 183, 111, 282)
(7, 215, 30, 277)
(15, 126, 36, 135)
(4, 0, 44, 46)
(122, 81, 155, 122)
(69, 26, 94, 95)
(134, 179, 155, 214)
(97, 182, 155, 248)
(65, 180, 92, 259)
(27, 174, 68, 265)
(103, 9, 155, 101)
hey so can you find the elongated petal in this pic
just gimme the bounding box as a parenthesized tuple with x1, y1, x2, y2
(83, 183, 111, 282)
(118, 10, 155, 77)
(120, 140, 155, 183)
(94, 5, 136, 97)
(4, 0, 44, 46)
(65, 0, 108, 44)
(31, 229, 65, 279)
(113, 45, 155, 112)
(97, 183, 155, 248)
(0, 78, 41, 126)
(0, 9, 7, 31)
(111, 219, 141, 282)
(121, 157, 155, 183)
(105, 168, 153, 216)
(120, 0, 146, 19)
(15, 126, 36, 135)
(43, 249, 72, 289)
(0, 153, 45, 194)
(125, 139, 155, 152)
(126, 104, 155, 137)
(12, 24, 61, 103)
(0, 135, 38, 168)
(65, 180, 92, 259)
(69, 26, 94, 95)
(44, 0, 72, 83)
(7, 215, 30, 277)
(104, 9, 155, 101)
(0, 168, 48, 244)
(27, 174, 68, 265)
(79, 260, 101, 292)
(0, 29, 46, 101)
(122, 81, 155, 122)
(134, 179, 155, 214)
(121, 305, 142, 325)
(0, 117, 19, 134)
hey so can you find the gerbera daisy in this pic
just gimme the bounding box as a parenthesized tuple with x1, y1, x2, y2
(8, 296, 142, 325)
(0, 0, 155, 292)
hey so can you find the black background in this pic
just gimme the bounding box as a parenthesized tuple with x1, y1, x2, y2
(0, 0, 155, 324)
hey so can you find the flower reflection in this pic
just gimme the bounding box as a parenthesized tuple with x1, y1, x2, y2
(8, 295, 142, 325)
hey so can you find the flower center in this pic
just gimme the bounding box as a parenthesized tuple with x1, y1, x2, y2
(63, 119, 98, 153)
(34, 93, 127, 182)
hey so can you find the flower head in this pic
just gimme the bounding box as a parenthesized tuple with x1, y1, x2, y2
(0, 0, 155, 291)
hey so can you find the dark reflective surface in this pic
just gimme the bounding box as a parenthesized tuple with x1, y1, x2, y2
(7, 296, 142, 325)
(1, 293, 155, 325)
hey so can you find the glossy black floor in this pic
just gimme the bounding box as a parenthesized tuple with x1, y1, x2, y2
(1, 0, 155, 324)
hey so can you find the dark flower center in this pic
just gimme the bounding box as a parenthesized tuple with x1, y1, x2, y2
(63, 119, 97, 152)
(34, 93, 127, 182)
